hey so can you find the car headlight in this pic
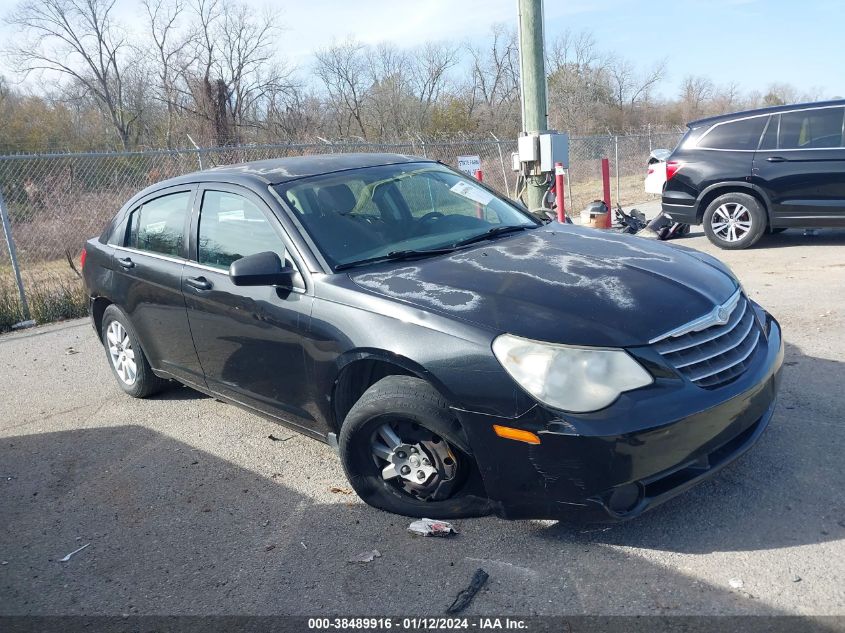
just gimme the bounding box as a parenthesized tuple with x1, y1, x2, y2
(492, 334, 653, 413)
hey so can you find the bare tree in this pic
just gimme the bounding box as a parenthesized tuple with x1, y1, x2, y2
(1, 16, 829, 150)
(605, 56, 666, 131)
(365, 43, 410, 138)
(410, 42, 458, 130)
(548, 29, 602, 72)
(163, 0, 296, 145)
(6, 0, 144, 149)
(216, 4, 292, 133)
(264, 87, 322, 142)
(143, 0, 195, 147)
(467, 24, 521, 135)
(679, 75, 715, 120)
(547, 30, 612, 133)
(761, 82, 820, 106)
(315, 39, 370, 138)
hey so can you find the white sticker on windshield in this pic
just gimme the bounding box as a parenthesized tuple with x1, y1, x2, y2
(450, 181, 494, 206)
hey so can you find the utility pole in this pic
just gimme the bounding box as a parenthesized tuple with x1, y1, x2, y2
(517, 0, 549, 210)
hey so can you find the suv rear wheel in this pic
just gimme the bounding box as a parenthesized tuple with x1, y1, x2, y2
(702, 192, 766, 250)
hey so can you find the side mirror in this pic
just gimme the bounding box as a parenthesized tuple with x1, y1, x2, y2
(229, 251, 294, 288)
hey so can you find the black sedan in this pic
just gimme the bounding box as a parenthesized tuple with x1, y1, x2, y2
(82, 154, 783, 520)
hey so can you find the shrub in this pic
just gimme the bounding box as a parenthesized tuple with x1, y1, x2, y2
(0, 280, 24, 332)
(29, 277, 87, 324)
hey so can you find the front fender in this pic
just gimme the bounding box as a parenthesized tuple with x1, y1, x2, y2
(307, 293, 531, 432)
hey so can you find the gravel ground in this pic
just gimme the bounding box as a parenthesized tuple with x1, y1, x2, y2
(1, 219, 844, 617)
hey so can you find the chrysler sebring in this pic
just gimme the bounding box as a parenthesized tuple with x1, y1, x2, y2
(82, 154, 783, 520)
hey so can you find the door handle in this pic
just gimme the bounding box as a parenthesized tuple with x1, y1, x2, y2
(185, 276, 212, 291)
(766, 156, 788, 163)
(117, 257, 135, 269)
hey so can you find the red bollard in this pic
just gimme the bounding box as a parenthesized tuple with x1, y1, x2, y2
(554, 162, 566, 223)
(601, 157, 612, 228)
(474, 169, 484, 219)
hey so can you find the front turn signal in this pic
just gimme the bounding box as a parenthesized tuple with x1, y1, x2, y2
(493, 424, 541, 445)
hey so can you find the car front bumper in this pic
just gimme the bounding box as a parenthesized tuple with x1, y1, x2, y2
(455, 310, 783, 521)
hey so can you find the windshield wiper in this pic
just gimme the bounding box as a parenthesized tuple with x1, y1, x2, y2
(335, 247, 456, 271)
(451, 224, 532, 248)
(334, 225, 535, 271)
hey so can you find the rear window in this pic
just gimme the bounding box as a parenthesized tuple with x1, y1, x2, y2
(779, 107, 844, 149)
(678, 126, 707, 150)
(127, 191, 191, 256)
(697, 117, 767, 151)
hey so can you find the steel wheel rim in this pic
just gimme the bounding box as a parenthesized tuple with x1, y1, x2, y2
(106, 321, 137, 385)
(711, 203, 752, 242)
(370, 421, 459, 501)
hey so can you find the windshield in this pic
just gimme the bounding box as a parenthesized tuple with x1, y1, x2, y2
(274, 162, 538, 269)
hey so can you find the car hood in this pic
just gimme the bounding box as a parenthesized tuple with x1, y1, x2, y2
(348, 225, 738, 347)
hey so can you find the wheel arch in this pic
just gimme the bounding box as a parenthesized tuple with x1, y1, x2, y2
(697, 182, 772, 226)
(330, 350, 457, 433)
(98, 302, 158, 370)
(91, 296, 113, 336)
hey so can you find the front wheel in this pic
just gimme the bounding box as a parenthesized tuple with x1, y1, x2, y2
(338, 376, 490, 518)
(702, 193, 766, 250)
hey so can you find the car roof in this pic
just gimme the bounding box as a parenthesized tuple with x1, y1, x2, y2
(202, 152, 432, 185)
(687, 99, 845, 128)
(128, 153, 433, 205)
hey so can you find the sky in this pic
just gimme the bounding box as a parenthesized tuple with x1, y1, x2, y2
(2, 0, 843, 99)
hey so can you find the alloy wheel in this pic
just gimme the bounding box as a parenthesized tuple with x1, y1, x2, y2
(370, 420, 460, 501)
(711, 202, 752, 242)
(106, 321, 137, 385)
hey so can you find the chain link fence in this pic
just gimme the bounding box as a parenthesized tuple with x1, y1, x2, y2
(0, 131, 682, 330)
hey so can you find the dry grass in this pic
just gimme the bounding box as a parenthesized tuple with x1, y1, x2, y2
(566, 174, 660, 215)
(0, 261, 86, 332)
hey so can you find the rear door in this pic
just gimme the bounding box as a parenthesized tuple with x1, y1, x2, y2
(753, 105, 845, 227)
(110, 186, 207, 387)
(182, 185, 318, 432)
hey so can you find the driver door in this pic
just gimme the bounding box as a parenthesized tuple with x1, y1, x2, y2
(182, 184, 316, 432)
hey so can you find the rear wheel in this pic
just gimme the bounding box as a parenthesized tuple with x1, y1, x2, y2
(703, 193, 766, 250)
(338, 376, 490, 518)
(101, 305, 167, 398)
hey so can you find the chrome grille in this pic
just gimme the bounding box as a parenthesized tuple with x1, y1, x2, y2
(652, 291, 761, 389)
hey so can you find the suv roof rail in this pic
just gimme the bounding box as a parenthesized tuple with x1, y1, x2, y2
(687, 99, 845, 128)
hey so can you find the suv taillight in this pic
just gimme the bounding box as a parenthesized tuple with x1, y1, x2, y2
(665, 160, 682, 181)
(80, 247, 87, 270)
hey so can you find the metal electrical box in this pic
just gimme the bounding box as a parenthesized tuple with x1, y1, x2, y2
(539, 132, 569, 171)
(517, 134, 539, 162)
(514, 131, 570, 174)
